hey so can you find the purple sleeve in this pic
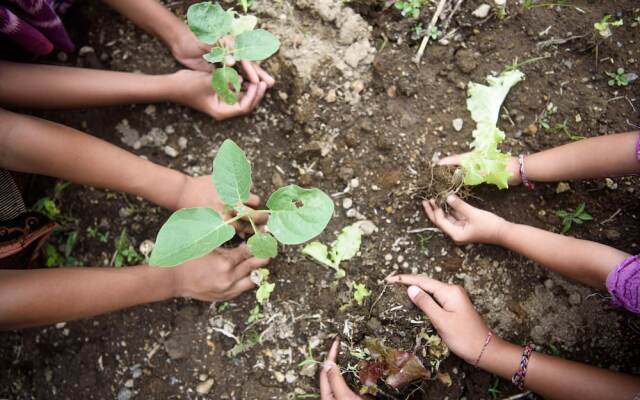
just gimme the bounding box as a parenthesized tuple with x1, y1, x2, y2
(636, 132, 640, 161)
(606, 254, 640, 314)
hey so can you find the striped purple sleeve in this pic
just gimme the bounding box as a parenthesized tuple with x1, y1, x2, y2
(606, 254, 640, 314)
(636, 132, 640, 161)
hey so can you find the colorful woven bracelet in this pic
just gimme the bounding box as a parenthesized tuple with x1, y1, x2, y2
(511, 344, 534, 391)
(518, 154, 535, 189)
(473, 332, 493, 368)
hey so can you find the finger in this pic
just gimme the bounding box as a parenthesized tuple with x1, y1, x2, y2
(446, 195, 475, 216)
(218, 243, 252, 265)
(430, 200, 460, 236)
(255, 64, 276, 87)
(246, 194, 261, 207)
(235, 220, 254, 234)
(224, 276, 256, 298)
(252, 81, 267, 109)
(237, 83, 258, 113)
(385, 274, 451, 305)
(422, 200, 436, 222)
(232, 256, 270, 281)
(320, 339, 338, 400)
(438, 153, 467, 166)
(406, 285, 447, 324)
(241, 60, 260, 84)
(325, 362, 357, 399)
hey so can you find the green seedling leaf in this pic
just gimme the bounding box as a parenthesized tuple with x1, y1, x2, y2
(302, 242, 333, 267)
(267, 185, 334, 245)
(253, 268, 275, 304)
(204, 47, 226, 64)
(329, 225, 362, 265)
(149, 207, 235, 267)
(247, 232, 277, 258)
(187, 2, 233, 44)
(461, 69, 524, 189)
(234, 29, 280, 61)
(353, 282, 371, 306)
(212, 66, 241, 104)
(231, 14, 257, 35)
(212, 139, 252, 206)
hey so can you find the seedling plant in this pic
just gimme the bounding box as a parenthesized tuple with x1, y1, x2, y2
(556, 202, 592, 233)
(302, 223, 363, 278)
(187, 2, 280, 104)
(353, 283, 371, 306)
(606, 68, 637, 87)
(149, 139, 334, 305)
(394, 0, 423, 19)
(594, 15, 623, 38)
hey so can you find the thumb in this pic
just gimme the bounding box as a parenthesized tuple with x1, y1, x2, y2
(446, 194, 474, 215)
(407, 285, 445, 323)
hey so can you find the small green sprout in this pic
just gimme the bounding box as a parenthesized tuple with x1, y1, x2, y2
(537, 103, 557, 130)
(556, 202, 593, 234)
(429, 26, 443, 40)
(113, 228, 143, 267)
(86, 226, 110, 243)
(353, 283, 371, 306)
(253, 268, 275, 304)
(594, 15, 623, 38)
(394, 0, 423, 19)
(553, 119, 585, 141)
(606, 68, 637, 87)
(302, 224, 363, 278)
(488, 377, 501, 399)
(246, 304, 263, 324)
(237, 0, 252, 13)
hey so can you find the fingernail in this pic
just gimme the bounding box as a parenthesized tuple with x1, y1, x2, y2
(446, 194, 456, 204)
(407, 285, 421, 300)
(323, 361, 336, 371)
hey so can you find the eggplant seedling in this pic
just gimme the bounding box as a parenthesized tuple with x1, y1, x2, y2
(187, 2, 280, 104)
(606, 68, 637, 87)
(149, 139, 334, 267)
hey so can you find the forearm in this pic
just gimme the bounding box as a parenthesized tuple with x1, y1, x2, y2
(0, 61, 180, 109)
(479, 337, 640, 400)
(0, 266, 176, 330)
(0, 109, 187, 210)
(101, 0, 187, 51)
(497, 222, 629, 288)
(526, 132, 640, 182)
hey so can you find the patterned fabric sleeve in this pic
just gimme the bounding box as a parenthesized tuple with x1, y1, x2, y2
(606, 255, 640, 315)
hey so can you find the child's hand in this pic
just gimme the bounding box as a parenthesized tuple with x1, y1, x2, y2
(173, 244, 269, 301)
(320, 338, 361, 400)
(172, 69, 267, 121)
(386, 274, 490, 365)
(439, 153, 522, 186)
(176, 175, 268, 234)
(170, 30, 215, 72)
(423, 195, 507, 245)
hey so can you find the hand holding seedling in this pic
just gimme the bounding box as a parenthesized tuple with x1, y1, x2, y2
(439, 153, 522, 186)
(173, 244, 269, 301)
(386, 274, 490, 364)
(422, 195, 507, 245)
(320, 338, 361, 400)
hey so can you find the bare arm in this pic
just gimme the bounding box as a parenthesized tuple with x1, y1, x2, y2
(497, 222, 629, 289)
(0, 108, 187, 210)
(525, 132, 640, 182)
(481, 337, 640, 400)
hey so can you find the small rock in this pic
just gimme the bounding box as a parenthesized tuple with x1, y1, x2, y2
(342, 198, 353, 209)
(144, 105, 156, 115)
(165, 125, 175, 134)
(605, 228, 621, 241)
(346, 209, 357, 218)
(555, 182, 571, 194)
(285, 370, 297, 384)
(353, 220, 378, 236)
(139, 240, 154, 257)
(177, 137, 188, 150)
(352, 80, 365, 94)
(196, 378, 214, 395)
(274, 371, 285, 383)
(605, 178, 618, 190)
(494, 0, 506, 5)
(366, 317, 382, 333)
(124, 379, 134, 388)
(472, 4, 492, 18)
(300, 362, 318, 378)
(350, 178, 360, 188)
(384, 254, 393, 262)
(544, 279, 554, 289)
(164, 146, 178, 158)
(55, 322, 66, 329)
(325, 89, 337, 103)
(119, 207, 133, 218)
(344, 132, 360, 148)
(57, 52, 68, 62)
(386, 85, 397, 98)
(78, 46, 95, 56)
(117, 389, 133, 400)
(338, 167, 355, 182)
(452, 118, 464, 132)
(525, 123, 538, 135)
(455, 49, 477, 73)
(272, 172, 285, 187)
(568, 293, 581, 305)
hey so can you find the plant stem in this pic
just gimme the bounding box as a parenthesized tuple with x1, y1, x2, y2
(224, 209, 271, 226)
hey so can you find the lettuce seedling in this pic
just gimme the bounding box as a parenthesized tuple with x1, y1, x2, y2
(187, 2, 280, 104)
(461, 69, 524, 189)
(252, 268, 275, 304)
(353, 283, 371, 306)
(149, 139, 334, 266)
(302, 224, 363, 278)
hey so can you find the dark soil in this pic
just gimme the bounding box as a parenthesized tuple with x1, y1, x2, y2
(1, 1, 640, 399)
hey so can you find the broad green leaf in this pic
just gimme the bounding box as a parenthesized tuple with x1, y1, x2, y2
(248, 232, 277, 258)
(212, 139, 252, 206)
(149, 207, 235, 267)
(461, 69, 523, 189)
(329, 225, 362, 265)
(204, 47, 226, 64)
(266, 185, 334, 245)
(256, 281, 275, 304)
(187, 2, 233, 44)
(302, 241, 334, 268)
(234, 29, 280, 61)
(231, 15, 257, 35)
(212, 66, 241, 105)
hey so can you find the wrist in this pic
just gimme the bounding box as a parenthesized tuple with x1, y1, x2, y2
(476, 336, 522, 379)
(137, 162, 189, 210)
(489, 218, 511, 246)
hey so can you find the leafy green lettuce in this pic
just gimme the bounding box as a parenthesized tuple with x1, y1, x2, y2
(461, 70, 524, 189)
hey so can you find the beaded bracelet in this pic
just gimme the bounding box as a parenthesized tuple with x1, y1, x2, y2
(473, 332, 493, 368)
(512, 344, 534, 391)
(518, 154, 535, 189)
